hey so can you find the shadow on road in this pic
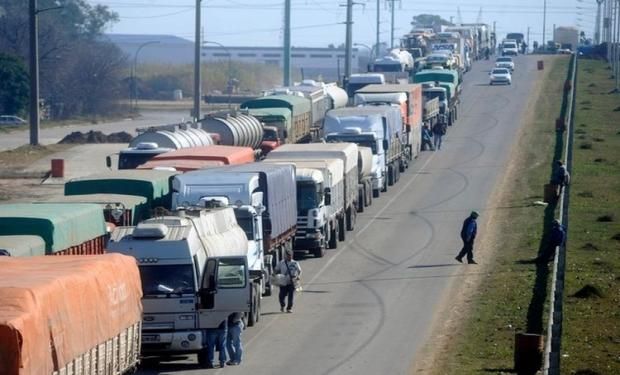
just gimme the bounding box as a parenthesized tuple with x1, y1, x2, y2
(407, 263, 461, 269)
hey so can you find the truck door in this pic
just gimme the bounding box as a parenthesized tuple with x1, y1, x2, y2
(198, 257, 251, 325)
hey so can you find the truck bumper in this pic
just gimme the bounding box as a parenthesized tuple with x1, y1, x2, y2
(141, 330, 205, 354)
(372, 176, 384, 191)
(294, 238, 323, 250)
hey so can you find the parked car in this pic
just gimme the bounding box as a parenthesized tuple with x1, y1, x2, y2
(495, 57, 515, 71)
(489, 68, 512, 85)
(0, 115, 26, 126)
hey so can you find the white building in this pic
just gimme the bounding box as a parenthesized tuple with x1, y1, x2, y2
(105, 34, 362, 81)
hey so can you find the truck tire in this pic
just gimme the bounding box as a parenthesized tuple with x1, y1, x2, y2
(313, 245, 325, 258)
(346, 206, 356, 231)
(338, 216, 346, 241)
(357, 186, 365, 213)
(387, 164, 395, 186)
(399, 159, 406, 173)
(373, 188, 380, 198)
(197, 349, 210, 368)
(247, 283, 259, 327)
(366, 182, 373, 206)
(328, 222, 338, 249)
(448, 112, 453, 126)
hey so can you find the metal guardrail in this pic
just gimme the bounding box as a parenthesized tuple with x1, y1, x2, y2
(543, 53, 577, 374)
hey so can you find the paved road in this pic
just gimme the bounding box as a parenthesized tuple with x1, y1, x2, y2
(137, 56, 541, 375)
(0, 110, 190, 152)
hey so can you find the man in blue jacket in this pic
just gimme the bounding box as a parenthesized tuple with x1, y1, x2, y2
(456, 211, 479, 264)
(537, 219, 566, 263)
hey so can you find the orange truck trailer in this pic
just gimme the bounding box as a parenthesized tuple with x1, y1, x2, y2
(137, 145, 255, 172)
(354, 83, 430, 160)
(0, 254, 142, 375)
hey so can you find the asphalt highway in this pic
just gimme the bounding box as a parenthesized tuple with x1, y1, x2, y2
(137, 55, 542, 375)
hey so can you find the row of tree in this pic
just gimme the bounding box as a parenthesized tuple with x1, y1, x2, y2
(0, 0, 124, 119)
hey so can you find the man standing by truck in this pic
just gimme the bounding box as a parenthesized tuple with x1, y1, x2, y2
(276, 251, 302, 313)
(432, 122, 447, 150)
(455, 211, 479, 264)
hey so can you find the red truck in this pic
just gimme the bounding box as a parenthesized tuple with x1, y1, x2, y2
(137, 145, 255, 171)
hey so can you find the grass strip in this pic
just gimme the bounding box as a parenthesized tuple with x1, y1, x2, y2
(560, 59, 620, 374)
(434, 56, 569, 373)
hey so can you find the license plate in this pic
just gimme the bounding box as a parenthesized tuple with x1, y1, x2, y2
(142, 334, 160, 342)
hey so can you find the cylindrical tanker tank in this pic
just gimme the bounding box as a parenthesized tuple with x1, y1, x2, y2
(357, 146, 373, 178)
(325, 83, 348, 110)
(128, 128, 214, 149)
(200, 112, 263, 150)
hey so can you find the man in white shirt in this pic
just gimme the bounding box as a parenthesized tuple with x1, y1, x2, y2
(275, 251, 302, 313)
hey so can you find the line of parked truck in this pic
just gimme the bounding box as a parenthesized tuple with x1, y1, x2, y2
(0, 36, 472, 371)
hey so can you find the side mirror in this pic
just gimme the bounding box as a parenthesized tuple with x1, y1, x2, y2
(382, 139, 389, 151)
(324, 188, 332, 206)
(105, 155, 112, 169)
(201, 258, 218, 293)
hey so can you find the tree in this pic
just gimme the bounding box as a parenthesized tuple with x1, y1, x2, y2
(0, 0, 122, 118)
(0, 53, 29, 116)
(411, 14, 453, 29)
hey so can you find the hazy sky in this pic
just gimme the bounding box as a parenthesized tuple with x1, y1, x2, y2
(99, 0, 589, 47)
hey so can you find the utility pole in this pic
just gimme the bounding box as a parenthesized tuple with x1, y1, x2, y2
(615, 0, 619, 90)
(389, 0, 396, 49)
(527, 26, 530, 54)
(542, 0, 547, 49)
(29, 0, 40, 146)
(596, 0, 604, 44)
(193, 0, 201, 121)
(344, 0, 353, 82)
(376, 0, 380, 58)
(283, 0, 291, 86)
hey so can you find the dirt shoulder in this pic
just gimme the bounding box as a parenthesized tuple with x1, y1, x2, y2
(411, 55, 563, 374)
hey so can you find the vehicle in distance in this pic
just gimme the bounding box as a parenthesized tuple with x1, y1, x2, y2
(502, 42, 519, 56)
(489, 68, 512, 85)
(0, 115, 26, 126)
(495, 56, 514, 71)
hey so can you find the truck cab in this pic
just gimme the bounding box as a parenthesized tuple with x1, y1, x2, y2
(106, 209, 250, 367)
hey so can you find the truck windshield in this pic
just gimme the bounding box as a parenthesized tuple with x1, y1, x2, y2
(118, 153, 159, 170)
(140, 264, 195, 296)
(326, 135, 377, 154)
(425, 91, 446, 101)
(297, 182, 319, 215)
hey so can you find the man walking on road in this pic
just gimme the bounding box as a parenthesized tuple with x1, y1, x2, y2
(275, 251, 302, 313)
(432, 122, 447, 150)
(456, 211, 479, 264)
(226, 312, 245, 366)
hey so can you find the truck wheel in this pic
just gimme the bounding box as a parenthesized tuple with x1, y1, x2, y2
(395, 163, 401, 183)
(399, 159, 406, 173)
(357, 187, 364, 213)
(197, 349, 210, 368)
(387, 164, 395, 186)
(346, 206, 356, 231)
(247, 283, 259, 327)
(338, 216, 346, 241)
(373, 188, 380, 198)
(328, 222, 338, 249)
(454, 106, 458, 121)
(313, 245, 325, 258)
(366, 183, 373, 206)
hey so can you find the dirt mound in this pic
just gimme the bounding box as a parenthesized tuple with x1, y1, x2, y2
(59, 131, 133, 144)
(581, 243, 599, 251)
(611, 233, 620, 241)
(572, 285, 603, 299)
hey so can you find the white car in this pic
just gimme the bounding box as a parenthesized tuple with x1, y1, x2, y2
(0, 115, 27, 126)
(495, 57, 515, 71)
(502, 42, 519, 56)
(489, 68, 512, 85)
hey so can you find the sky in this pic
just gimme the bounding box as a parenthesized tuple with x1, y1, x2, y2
(96, 0, 592, 48)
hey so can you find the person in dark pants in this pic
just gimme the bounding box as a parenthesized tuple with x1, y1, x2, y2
(537, 219, 566, 263)
(205, 319, 228, 368)
(551, 160, 570, 193)
(456, 211, 479, 264)
(275, 251, 302, 313)
(226, 312, 245, 365)
(421, 124, 434, 151)
(432, 122, 447, 150)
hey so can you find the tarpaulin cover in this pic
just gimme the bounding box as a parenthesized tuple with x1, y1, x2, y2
(241, 94, 311, 117)
(146, 145, 255, 165)
(138, 159, 225, 172)
(0, 204, 107, 253)
(42, 194, 150, 226)
(0, 254, 143, 375)
(0, 236, 45, 257)
(64, 170, 177, 208)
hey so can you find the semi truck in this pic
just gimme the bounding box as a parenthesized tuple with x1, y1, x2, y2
(357, 146, 374, 212)
(0, 254, 142, 375)
(345, 73, 386, 99)
(107, 208, 251, 367)
(171, 163, 297, 322)
(353, 83, 426, 160)
(0, 203, 108, 255)
(413, 69, 460, 126)
(267, 143, 359, 235)
(323, 107, 404, 197)
(262, 157, 346, 257)
(137, 145, 255, 171)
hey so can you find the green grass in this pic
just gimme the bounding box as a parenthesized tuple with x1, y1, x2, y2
(561, 59, 620, 375)
(435, 56, 570, 373)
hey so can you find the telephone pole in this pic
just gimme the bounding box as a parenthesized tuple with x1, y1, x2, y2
(344, 0, 353, 81)
(526, 26, 530, 54)
(542, 0, 547, 49)
(283, 0, 291, 86)
(193, 0, 202, 121)
(390, 0, 395, 49)
(376, 0, 380, 57)
(29, 0, 40, 146)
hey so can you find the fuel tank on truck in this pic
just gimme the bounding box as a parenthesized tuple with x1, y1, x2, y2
(200, 112, 263, 150)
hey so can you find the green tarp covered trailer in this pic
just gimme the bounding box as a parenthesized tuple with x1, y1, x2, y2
(0, 203, 107, 255)
(42, 194, 149, 226)
(0, 235, 46, 257)
(241, 95, 312, 143)
(64, 170, 177, 209)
